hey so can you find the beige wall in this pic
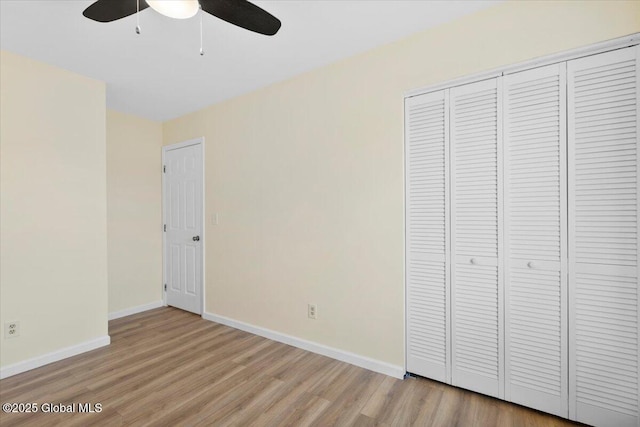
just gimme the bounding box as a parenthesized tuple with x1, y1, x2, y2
(0, 51, 108, 368)
(107, 110, 163, 315)
(164, 1, 640, 368)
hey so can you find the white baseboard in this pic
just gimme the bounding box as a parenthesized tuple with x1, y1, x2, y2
(108, 300, 164, 320)
(202, 312, 405, 379)
(0, 335, 111, 380)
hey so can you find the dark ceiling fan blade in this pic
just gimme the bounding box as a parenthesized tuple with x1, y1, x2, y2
(83, 0, 150, 23)
(199, 0, 281, 36)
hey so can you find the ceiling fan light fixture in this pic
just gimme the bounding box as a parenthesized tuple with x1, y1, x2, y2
(146, 0, 200, 19)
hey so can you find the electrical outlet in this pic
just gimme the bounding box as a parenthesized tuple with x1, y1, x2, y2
(5, 321, 19, 339)
(308, 304, 317, 320)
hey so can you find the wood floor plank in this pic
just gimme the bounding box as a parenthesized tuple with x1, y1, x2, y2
(152, 373, 283, 426)
(0, 307, 581, 427)
(243, 380, 315, 427)
(352, 413, 390, 427)
(115, 359, 247, 421)
(311, 369, 385, 427)
(364, 376, 435, 426)
(210, 380, 310, 427)
(405, 379, 443, 426)
(86, 323, 233, 394)
(260, 391, 330, 427)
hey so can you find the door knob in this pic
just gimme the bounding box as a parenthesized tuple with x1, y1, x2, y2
(193, 236, 200, 242)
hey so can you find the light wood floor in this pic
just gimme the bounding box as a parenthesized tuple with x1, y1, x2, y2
(0, 307, 582, 426)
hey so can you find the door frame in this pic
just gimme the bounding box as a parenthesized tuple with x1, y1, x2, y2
(162, 137, 206, 315)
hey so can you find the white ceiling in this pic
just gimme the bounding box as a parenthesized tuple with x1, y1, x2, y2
(1, 0, 500, 121)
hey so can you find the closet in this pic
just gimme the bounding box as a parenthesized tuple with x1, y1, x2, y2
(503, 62, 568, 416)
(450, 78, 503, 399)
(405, 44, 638, 427)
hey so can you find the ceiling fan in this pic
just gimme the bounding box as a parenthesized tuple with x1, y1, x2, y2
(82, 0, 281, 36)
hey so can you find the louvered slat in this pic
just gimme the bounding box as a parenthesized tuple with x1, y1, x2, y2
(568, 45, 639, 427)
(451, 78, 503, 399)
(405, 90, 450, 382)
(503, 63, 568, 417)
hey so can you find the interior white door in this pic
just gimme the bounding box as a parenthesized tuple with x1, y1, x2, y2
(405, 89, 451, 383)
(450, 77, 504, 399)
(164, 142, 203, 315)
(503, 63, 568, 417)
(568, 45, 639, 427)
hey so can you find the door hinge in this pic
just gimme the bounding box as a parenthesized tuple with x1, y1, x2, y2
(164, 283, 167, 291)
(163, 165, 166, 173)
(164, 224, 166, 232)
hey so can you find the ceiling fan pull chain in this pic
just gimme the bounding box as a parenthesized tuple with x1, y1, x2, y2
(199, 6, 204, 56)
(135, 0, 141, 34)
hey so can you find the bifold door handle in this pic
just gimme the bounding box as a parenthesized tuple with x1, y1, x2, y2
(470, 258, 476, 265)
(528, 261, 534, 269)
(193, 236, 200, 242)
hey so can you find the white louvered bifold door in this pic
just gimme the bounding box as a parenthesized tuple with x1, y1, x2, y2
(405, 90, 451, 383)
(503, 63, 568, 417)
(450, 78, 504, 399)
(568, 45, 640, 427)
